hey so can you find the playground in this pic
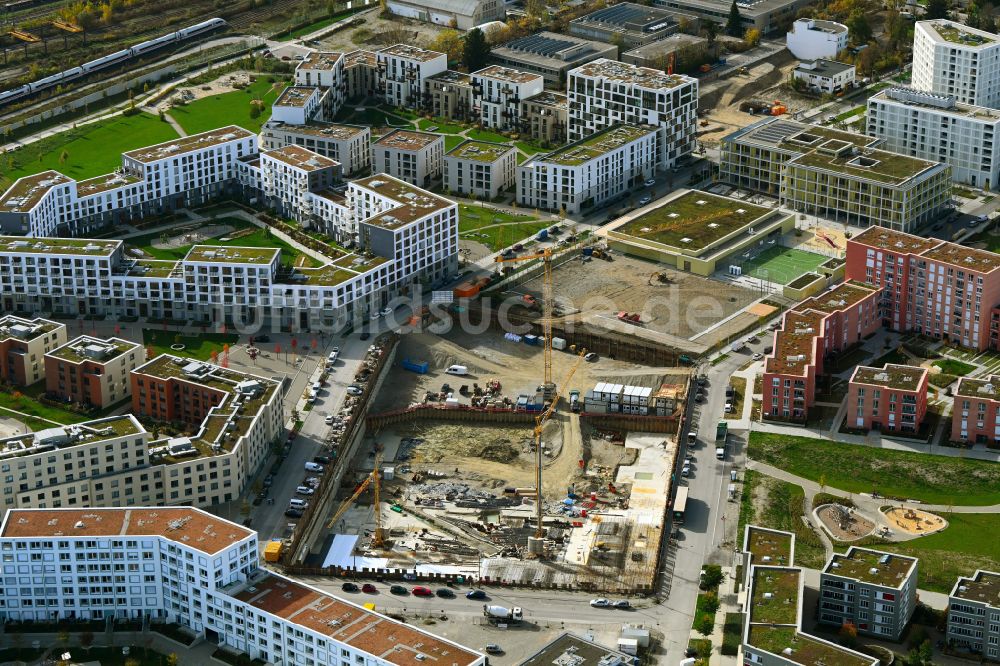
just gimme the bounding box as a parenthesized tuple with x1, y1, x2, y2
(739, 245, 828, 285)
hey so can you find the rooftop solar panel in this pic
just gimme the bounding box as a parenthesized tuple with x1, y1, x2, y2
(753, 120, 804, 145)
(509, 34, 576, 55)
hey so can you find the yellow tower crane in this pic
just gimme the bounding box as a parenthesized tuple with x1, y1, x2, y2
(327, 453, 385, 549)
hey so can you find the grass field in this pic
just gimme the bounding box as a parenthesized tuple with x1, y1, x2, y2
(738, 469, 827, 568)
(168, 77, 287, 135)
(458, 204, 547, 250)
(1, 112, 178, 189)
(275, 6, 369, 40)
(417, 118, 465, 134)
(748, 432, 1000, 505)
(466, 128, 510, 143)
(445, 135, 464, 152)
(741, 246, 828, 285)
(932, 358, 976, 376)
(143, 329, 240, 361)
(126, 217, 321, 267)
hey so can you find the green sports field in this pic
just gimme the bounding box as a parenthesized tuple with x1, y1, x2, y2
(739, 245, 827, 285)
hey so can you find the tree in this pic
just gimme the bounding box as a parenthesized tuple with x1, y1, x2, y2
(166, 654, 179, 666)
(429, 29, 464, 64)
(925, 0, 949, 19)
(847, 11, 872, 45)
(703, 17, 718, 43)
(525, 0, 546, 20)
(838, 622, 858, 648)
(80, 631, 94, 653)
(726, 0, 743, 37)
(462, 28, 491, 72)
(249, 100, 262, 119)
(59, 149, 69, 165)
(744, 27, 760, 47)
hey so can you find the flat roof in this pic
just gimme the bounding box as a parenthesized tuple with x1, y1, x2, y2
(264, 144, 340, 171)
(850, 363, 927, 392)
(276, 256, 390, 286)
(614, 189, 772, 251)
(745, 526, 794, 565)
(955, 375, 1000, 399)
(535, 124, 656, 166)
(0, 316, 63, 343)
(428, 69, 472, 85)
(344, 49, 377, 67)
(266, 120, 368, 141)
(850, 227, 939, 254)
(624, 33, 708, 58)
(48, 335, 141, 364)
(0, 507, 252, 555)
(728, 117, 877, 152)
(572, 2, 679, 31)
(494, 31, 615, 70)
(523, 91, 567, 108)
(851, 226, 1000, 273)
(920, 19, 997, 46)
(872, 87, 1000, 121)
(796, 59, 855, 76)
(792, 17, 848, 34)
(353, 174, 453, 227)
(0, 171, 72, 213)
(377, 43, 445, 62)
(446, 139, 515, 162)
(571, 57, 694, 90)
(0, 236, 120, 257)
(229, 572, 482, 666)
(122, 258, 183, 279)
(824, 548, 917, 588)
(750, 568, 800, 625)
(123, 126, 254, 164)
(472, 64, 543, 84)
(920, 241, 1000, 273)
(299, 51, 343, 70)
(275, 86, 319, 108)
(184, 245, 280, 264)
(372, 129, 442, 152)
(747, 626, 875, 666)
(76, 172, 143, 197)
(952, 570, 1000, 607)
(787, 145, 941, 186)
(521, 633, 633, 666)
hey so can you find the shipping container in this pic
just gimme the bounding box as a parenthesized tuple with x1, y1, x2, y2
(551, 337, 567, 350)
(401, 359, 429, 374)
(453, 282, 479, 298)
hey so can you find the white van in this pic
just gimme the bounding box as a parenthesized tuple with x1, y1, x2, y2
(445, 365, 468, 376)
(289, 498, 308, 509)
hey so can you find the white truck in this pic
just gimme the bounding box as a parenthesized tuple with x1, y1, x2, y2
(483, 604, 523, 623)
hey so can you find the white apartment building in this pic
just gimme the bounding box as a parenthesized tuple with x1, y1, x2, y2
(567, 58, 697, 168)
(444, 140, 517, 199)
(786, 18, 849, 60)
(820, 548, 919, 641)
(518, 124, 658, 214)
(370, 129, 444, 187)
(375, 44, 447, 109)
(793, 59, 855, 94)
(912, 20, 1000, 109)
(259, 144, 341, 221)
(260, 120, 371, 175)
(868, 86, 1000, 189)
(948, 570, 1000, 660)
(0, 506, 486, 666)
(270, 86, 324, 126)
(344, 50, 378, 100)
(471, 65, 544, 132)
(294, 51, 346, 119)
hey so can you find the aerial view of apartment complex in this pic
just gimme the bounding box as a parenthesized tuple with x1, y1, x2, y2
(2, 3, 1000, 665)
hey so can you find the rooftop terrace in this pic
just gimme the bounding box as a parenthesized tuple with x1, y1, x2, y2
(299, 51, 343, 70)
(373, 129, 442, 152)
(524, 91, 567, 107)
(76, 172, 142, 197)
(447, 140, 514, 163)
(0, 415, 145, 462)
(732, 118, 876, 152)
(537, 124, 656, 166)
(377, 43, 445, 62)
(0, 171, 72, 213)
(123, 126, 254, 164)
(749, 568, 800, 625)
(275, 86, 319, 108)
(344, 50, 377, 67)
(0, 236, 120, 256)
(183, 245, 280, 264)
(122, 259, 184, 279)
(788, 145, 942, 186)
(745, 526, 794, 566)
(824, 548, 916, 588)
(428, 69, 472, 85)
(264, 144, 340, 171)
(268, 121, 368, 141)
(850, 363, 927, 392)
(952, 570, 1000, 607)
(572, 57, 692, 90)
(850, 227, 939, 254)
(921, 241, 1000, 273)
(48, 336, 141, 364)
(875, 87, 1000, 120)
(924, 19, 997, 46)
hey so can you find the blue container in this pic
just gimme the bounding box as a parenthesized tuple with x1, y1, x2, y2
(582, 247, 594, 256)
(401, 359, 429, 374)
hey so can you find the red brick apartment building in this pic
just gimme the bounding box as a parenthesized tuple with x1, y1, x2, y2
(952, 375, 1000, 445)
(131, 355, 229, 426)
(763, 281, 881, 421)
(846, 363, 928, 433)
(846, 227, 1000, 351)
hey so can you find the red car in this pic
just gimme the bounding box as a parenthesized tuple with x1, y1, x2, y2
(362, 584, 377, 593)
(412, 586, 433, 597)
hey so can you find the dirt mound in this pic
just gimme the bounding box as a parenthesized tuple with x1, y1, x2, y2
(479, 442, 521, 463)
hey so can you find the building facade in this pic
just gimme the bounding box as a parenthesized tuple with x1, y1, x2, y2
(426, 70, 474, 122)
(620, 33, 711, 68)
(519, 92, 568, 145)
(444, 140, 517, 199)
(867, 86, 1000, 190)
(45, 336, 143, 408)
(655, 0, 813, 35)
(952, 376, 1000, 445)
(344, 50, 378, 100)
(517, 124, 658, 214)
(260, 121, 371, 176)
(385, 0, 503, 30)
(912, 20, 1000, 109)
(820, 548, 919, 641)
(846, 363, 928, 433)
(947, 570, 1000, 660)
(792, 59, 855, 94)
(271, 86, 324, 126)
(786, 18, 849, 60)
(294, 51, 346, 120)
(0, 315, 67, 387)
(471, 65, 544, 132)
(375, 44, 447, 109)
(567, 58, 697, 168)
(370, 129, 445, 187)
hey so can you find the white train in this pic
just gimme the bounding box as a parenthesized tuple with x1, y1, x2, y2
(0, 18, 226, 108)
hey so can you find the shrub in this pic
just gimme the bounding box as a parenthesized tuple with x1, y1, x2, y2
(694, 613, 714, 636)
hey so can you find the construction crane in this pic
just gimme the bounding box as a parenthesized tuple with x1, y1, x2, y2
(495, 248, 554, 398)
(326, 453, 385, 549)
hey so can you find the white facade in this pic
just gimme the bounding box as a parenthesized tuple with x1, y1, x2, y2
(375, 44, 447, 109)
(868, 87, 1000, 189)
(517, 124, 658, 214)
(786, 18, 849, 60)
(261, 121, 371, 176)
(294, 52, 346, 120)
(567, 59, 697, 168)
(370, 129, 445, 187)
(471, 65, 544, 132)
(913, 20, 1000, 108)
(270, 86, 323, 126)
(792, 59, 855, 94)
(444, 140, 517, 199)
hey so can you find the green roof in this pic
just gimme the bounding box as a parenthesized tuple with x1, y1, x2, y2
(749, 568, 800, 625)
(746, 526, 794, 565)
(0, 316, 63, 343)
(0, 236, 120, 256)
(538, 125, 656, 166)
(49, 337, 141, 364)
(747, 627, 874, 666)
(184, 245, 280, 263)
(127, 259, 183, 279)
(788, 148, 939, 185)
(825, 548, 916, 588)
(932, 21, 996, 45)
(447, 140, 514, 162)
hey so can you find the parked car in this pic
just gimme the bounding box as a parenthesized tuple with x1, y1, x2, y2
(390, 585, 408, 595)
(584, 352, 599, 362)
(305, 462, 324, 472)
(314, 455, 332, 464)
(614, 600, 631, 609)
(485, 644, 503, 655)
(362, 584, 377, 593)
(638, 195, 652, 205)
(644, 178, 656, 186)
(346, 386, 363, 396)
(590, 598, 610, 608)
(325, 415, 335, 425)
(295, 485, 315, 496)
(284, 508, 304, 518)
(752, 352, 763, 360)
(327, 348, 340, 363)
(342, 583, 359, 592)
(412, 586, 433, 597)
(435, 588, 455, 598)
(681, 465, 691, 477)
(466, 590, 487, 600)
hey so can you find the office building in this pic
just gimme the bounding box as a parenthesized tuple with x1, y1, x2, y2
(792, 59, 855, 94)
(567, 58, 698, 167)
(471, 65, 544, 132)
(762, 282, 881, 422)
(867, 86, 1000, 190)
(947, 570, 1000, 660)
(0, 507, 485, 666)
(720, 117, 951, 232)
(375, 44, 447, 109)
(621, 33, 711, 68)
(655, 0, 812, 35)
(846, 226, 1000, 350)
(819, 548, 919, 640)
(519, 91, 568, 145)
(786, 18, 849, 60)
(260, 121, 371, 176)
(846, 364, 928, 433)
(517, 124, 658, 214)
(912, 20, 1000, 109)
(491, 32, 618, 85)
(569, 2, 689, 49)
(0, 315, 67, 386)
(426, 70, 474, 122)
(343, 50, 378, 100)
(45, 336, 144, 408)
(444, 140, 516, 199)
(385, 0, 503, 30)
(370, 129, 445, 187)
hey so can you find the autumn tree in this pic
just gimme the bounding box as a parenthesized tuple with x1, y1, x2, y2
(429, 29, 464, 64)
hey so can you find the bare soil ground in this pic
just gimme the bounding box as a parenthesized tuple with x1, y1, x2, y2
(517, 254, 757, 341)
(317, 12, 449, 53)
(817, 504, 875, 541)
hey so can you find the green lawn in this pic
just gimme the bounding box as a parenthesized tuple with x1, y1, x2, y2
(932, 359, 975, 376)
(515, 140, 550, 155)
(143, 329, 240, 361)
(338, 107, 413, 131)
(168, 77, 287, 135)
(417, 118, 466, 134)
(444, 135, 464, 152)
(458, 204, 548, 249)
(748, 432, 1000, 505)
(126, 217, 321, 267)
(740, 246, 828, 285)
(459, 204, 536, 228)
(739, 469, 827, 568)
(467, 128, 510, 143)
(0, 385, 90, 426)
(1, 112, 178, 189)
(833, 105, 866, 122)
(276, 6, 370, 40)
(859, 513, 1000, 593)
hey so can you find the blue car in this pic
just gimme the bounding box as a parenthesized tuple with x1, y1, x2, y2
(466, 590, 487, 600)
